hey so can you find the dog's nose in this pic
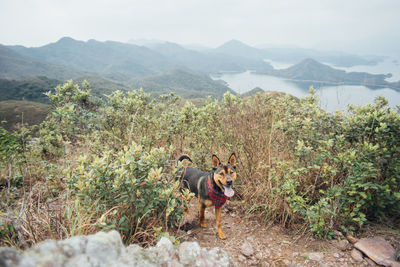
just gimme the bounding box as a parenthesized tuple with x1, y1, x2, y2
(226, 179, 232, 186)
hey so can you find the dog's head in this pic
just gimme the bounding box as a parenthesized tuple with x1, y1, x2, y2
(212, 153, 237, 197)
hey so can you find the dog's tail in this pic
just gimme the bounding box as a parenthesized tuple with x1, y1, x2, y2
(177, 155, 192, 166)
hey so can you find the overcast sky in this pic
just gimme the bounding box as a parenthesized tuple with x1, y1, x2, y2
(0, 0, 398, 55)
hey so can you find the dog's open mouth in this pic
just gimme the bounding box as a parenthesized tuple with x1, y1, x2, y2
(223, 185, 234, 197)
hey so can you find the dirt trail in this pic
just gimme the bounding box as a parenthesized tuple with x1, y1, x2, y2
(178, 199, 369, 267)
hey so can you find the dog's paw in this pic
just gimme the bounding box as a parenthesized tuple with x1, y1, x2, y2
(217, 230, 226, 239)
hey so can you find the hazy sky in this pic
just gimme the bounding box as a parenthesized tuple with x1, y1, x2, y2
(0, 0, 399, 54)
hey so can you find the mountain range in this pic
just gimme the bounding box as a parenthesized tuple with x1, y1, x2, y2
(0, 37, 398, 104)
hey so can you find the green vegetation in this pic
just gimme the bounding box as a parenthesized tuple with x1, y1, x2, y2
(1, 82, 399, 249)
(0, 76, 61, 103)
(128, 69, 235, 98)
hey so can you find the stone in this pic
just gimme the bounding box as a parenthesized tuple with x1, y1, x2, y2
(178, 241, 201, 265)
(336, 239, 350, 251)
(255, 252, 263, 260)
(240, 241, 254, 257)
(0, 247, 20, 266)
(354, 237, 397, 267)
(365, 257, 378, 266)
(292, 252, 299, 257)
(0, 230, 234, 267)
(351, 248, 364, 262)
(333, 252, 340, 258)
(308, 252, 324, 262)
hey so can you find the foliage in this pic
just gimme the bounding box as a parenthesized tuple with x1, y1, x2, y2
(68, 143, 189, 244)
(1, 80, 399, 248)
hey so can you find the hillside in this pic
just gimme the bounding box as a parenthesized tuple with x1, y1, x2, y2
(128, 69, 234, 98)
(0, 45, 82, 80)
(264, 58, 393, 89)
(0, 100, 51, 130)
(0, 76, 61, 103)
(213, 40, 382, 67)
(9, 37, 177, 77)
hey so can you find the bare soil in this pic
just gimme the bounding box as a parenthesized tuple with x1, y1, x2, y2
(178, 199, 388, 267)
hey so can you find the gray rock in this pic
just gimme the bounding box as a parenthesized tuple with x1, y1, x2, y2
(0, 230, 233, 267)
(0, 247, 20, 266)
(178, 241, 201, 265)
(354, 237, 397, 267)
(308, 252, 324, 262)
(350, 248, 364, 262)
(240, 241, 254, 257)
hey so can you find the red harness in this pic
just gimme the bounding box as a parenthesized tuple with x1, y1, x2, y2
(207, 176, 227, 208)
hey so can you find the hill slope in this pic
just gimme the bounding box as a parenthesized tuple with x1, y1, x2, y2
(267, 58, 393, 88)
(9, 37, 178, 77)
(128, 69, 234, 98)
(0, 45, 82, 80)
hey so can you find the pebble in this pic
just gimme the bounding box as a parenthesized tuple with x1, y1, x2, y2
(308, 252, 324, 262)
(240, 241, 254, 257)
(333, 252, 340, 258)
(350, 248, 364, 262)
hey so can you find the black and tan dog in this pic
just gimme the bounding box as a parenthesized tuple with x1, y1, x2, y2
(177, 153, 237, 239)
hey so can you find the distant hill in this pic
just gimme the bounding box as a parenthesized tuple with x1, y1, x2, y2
(0, 76, 61, 103)
(0, 45, 82, 80)
(263, 58, 393, 89)
(9, 37, 177, 77)
(147, 41, 273, 74)
(241, 87, 264, 97)
(0, 100, 51, 131)
(128, 69, 235, 98)
(214, 40, 382, 67)
(214, 40, 266, 61)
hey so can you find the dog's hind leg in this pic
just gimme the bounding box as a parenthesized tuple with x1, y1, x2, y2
(215, 206, 226, 239)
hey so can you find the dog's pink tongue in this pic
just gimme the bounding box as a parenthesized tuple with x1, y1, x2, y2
(223, 186, 234, 197)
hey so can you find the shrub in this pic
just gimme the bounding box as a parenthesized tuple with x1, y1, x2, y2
(68, 143, 190, 244)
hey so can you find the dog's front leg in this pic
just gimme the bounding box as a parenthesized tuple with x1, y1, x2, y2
(215, 206, 226, 239)
(199, 200, 207, 227)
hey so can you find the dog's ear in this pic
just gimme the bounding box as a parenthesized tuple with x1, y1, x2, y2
(228, 153, 237, 169)
(212, 155, 220, 169)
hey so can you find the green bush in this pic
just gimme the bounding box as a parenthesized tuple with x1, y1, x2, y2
(68, 143, 190, 244)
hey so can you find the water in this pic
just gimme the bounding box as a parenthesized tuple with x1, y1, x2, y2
(212, 58, 400, 112)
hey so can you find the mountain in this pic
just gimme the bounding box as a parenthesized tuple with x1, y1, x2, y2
(267, 58, 392, 88)
(9, 37, 178, 77)
(128, 69, 234, 98)
(215, 40, 382, 67)
(148, 41, 273, 73)
(0, 45, 82, 80)
(214, 40, 266, 61)
(241, 87, 264, 97)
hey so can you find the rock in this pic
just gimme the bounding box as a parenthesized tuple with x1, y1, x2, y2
(351, 248, 364, 262)
(240, 241, 254, 257)
(354, 237, 397, 267)
(346, 233, 358, 244)
(0, 230, 234, 267)
(365, 257, 378, 266)
(333, 230, 344, 239)
(308, 252, 324, 262)
(255, 252, 263, 260)
(336, 239, 350, 251)
(292, 252, 299, 257)
(333, 252, 340, 258)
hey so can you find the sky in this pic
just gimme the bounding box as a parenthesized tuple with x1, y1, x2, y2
(0, 0, 399, 55)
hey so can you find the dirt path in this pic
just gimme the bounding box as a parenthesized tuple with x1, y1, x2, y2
(178, 199, 370, 267)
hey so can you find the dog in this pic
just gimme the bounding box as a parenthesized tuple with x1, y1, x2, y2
(177, 153, 237, 239)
